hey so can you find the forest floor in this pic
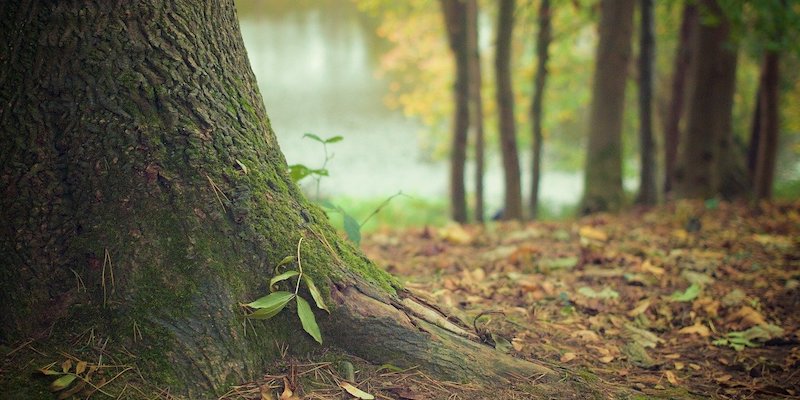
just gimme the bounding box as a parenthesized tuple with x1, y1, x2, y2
(227, 199, 800, 400)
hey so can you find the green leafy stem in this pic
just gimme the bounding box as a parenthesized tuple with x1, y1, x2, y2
(242, 236, 329, 344)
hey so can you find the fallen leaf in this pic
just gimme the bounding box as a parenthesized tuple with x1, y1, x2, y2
(578, 286, 619, 300)
(627, 298, 652, 317)
(579, 226, 608, 242)
(665, 370, 680, 385)
(678, 321, 711, 337)
(560, 352, 577, 362)
(571, 329, 601, 342)
(599, 355, 615, 363)
(340, 382, 375, 399)
(670, 283, 701, 302)
(640, 260, 665, 276)
(674, 361, 685, 370)
(729, 306, 767, 327)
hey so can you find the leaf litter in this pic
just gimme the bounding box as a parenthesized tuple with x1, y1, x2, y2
(360, 200, 800, 398)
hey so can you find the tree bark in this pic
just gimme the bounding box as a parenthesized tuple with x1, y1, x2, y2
(581, 0, 635, 214)
(466, 0, 485, 223)
(495, 0, 523, 220)
(441, 0, 470, 223)
(636, 0, 658, 205)
(663, 3, 696, 195)
(530, 0, 552, 219)
(673, 0, 739, 199)
(1, 1, 571, 396)
(753, 51, 781, 200)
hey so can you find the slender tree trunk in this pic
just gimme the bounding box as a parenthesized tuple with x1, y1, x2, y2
(673, 0, 739, 199)
(1, 1, 569, 396)
(581, 0, 635, 214)
(495, 0, 523, 220)
(663, 3, 697, 195)
(636, 0, 658, 205)
(466, 0, 485, 222)
(753, 51, 781, 200)
(441, 0, 470, 223)
(747, 86, 762, 178)
(530, 0, 552, 219)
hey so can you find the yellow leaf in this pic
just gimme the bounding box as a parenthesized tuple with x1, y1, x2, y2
(279, 377, 294, 400)
(729, 306, 767, 327)
(640, 260, 665, 276)
(627, 299, 652, 317)
(579, 226, 608, 242)
(665, 370, 680, 385)
(340, 382, 375, 399)
(61, 359, 72, 373)
(560, 352, 577, 362)
(511, 337, 525, 352)
(75, 360, 87, 375)
(571, 329, 601, 342)
(598, 355, 614, 363)
(674, 362, 685, 370)
(438, 224, 473, 245)
(678, 322, 711, 337)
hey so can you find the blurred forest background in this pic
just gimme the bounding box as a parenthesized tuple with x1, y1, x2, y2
(235, 0, 800, 228)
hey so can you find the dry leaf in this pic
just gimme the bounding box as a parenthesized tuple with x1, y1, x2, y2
(674, 361, 685, 370)
(560, 352, 577, 362)
(715, 374, 733, 383)
(664, 353, 681, 359)
(640, 260, 665, 276)
(511, 337, 525, 352)
(729, 306, 767, 327)
(579, 226, 608, 242)
(260, 385, 275, 400)
(628, 299, 652, 317)
(598, 355, 615, 363)
(678, 321, 711, 337)
(571, 329, 601, 342)
(665, 370, 680, 385)
(340, 382, 375, 399)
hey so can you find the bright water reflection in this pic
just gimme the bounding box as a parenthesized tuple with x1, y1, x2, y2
(236, 0, 583, 212)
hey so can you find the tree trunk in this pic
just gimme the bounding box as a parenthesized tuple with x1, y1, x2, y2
(673, 0, 739, 199)
(636, 0, 658, 205)
(753, 51, 781, 200)
(441, 0, 470, 223)
(1, 1, 572, 396)
(530, 0, 552, 219)
(663, 3, 696, 195)
(495, 0, 523, 220)
(466, 0, 485, 223)
(581, 0, 635, 214)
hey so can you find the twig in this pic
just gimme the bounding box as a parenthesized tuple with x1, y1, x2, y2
(294, 236, 305, 295)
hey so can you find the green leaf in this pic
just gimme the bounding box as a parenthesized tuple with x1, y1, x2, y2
(50, 374, 77, 392)
(311, 168, 329, 177)
(269, 271, 300, 292)
(296, 296, 322, 344)
(245, 291, 295, 320)
(342, 213, 361, 246)
(303, 133, 324, 143)
(288, 164, 312, 182)
(324, 135, 343, 144)
(340, 382, 374, 399)
(276, 255, 296, 269)
(670, 283, 701, 302)
(577, 286, 619, 300)
(304, 275, 330, 313)
(491, 333, 513, 353)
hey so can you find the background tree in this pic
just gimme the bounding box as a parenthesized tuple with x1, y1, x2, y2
(581, 0, 635, 214)
(0, 1, 571, 396)
(440, 0, 470, 222)
(662, 2, 697, 196)
(466, 0, 486, 222)
(496, 0, 524, 220)
(529, 0, 552, 219)
(636, 0, 658, 205)
(673, 0, 739, 199)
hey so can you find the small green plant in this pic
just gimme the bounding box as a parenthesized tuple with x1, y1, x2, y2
(288, 133, 342, 199)
(243, 236, 329, 344)
(321, 191, 404, 246)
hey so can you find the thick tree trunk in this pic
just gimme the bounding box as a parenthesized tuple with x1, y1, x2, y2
(466, 0, 485, 223)
(530, 0, 552, 219)
(753, 51, 781, 200)
(581, 0, 635, 214)
(663, 3, 696, 195)
(1, 1, 567, 396)
(495, 0, 523, 220)
(441, 0, 470, 223)
(673, 0, 739, 199)
(636, 0, 657, 205)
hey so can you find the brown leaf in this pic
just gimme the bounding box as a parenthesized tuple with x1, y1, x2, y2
(665, 370, 680, 385)
(560, 352, 577, 362)
(678, 321, 711, 337)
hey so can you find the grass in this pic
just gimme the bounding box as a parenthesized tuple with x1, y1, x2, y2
(319, 194, 580, 233)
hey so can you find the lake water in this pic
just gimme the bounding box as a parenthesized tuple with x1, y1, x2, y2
(236, 0, 583, 213)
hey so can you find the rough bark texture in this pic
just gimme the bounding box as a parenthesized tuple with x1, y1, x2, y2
(466, 0, 485, 223)
(663, 3, 696, 195)
(581, 0, 635, 214)
(495, 0, 523, 220)
(530, 0, 551, 219)
(753, 51, 780, 200)
(636, 0, 658, 205)
(673, 0, 739, 199)
(1, 1, 565, 397)
(441, 0, 470, 223)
